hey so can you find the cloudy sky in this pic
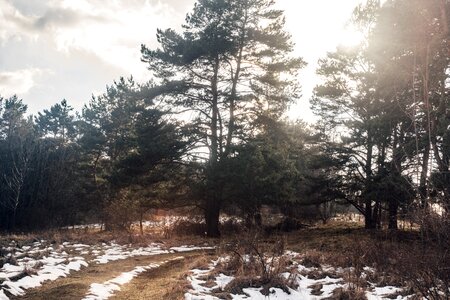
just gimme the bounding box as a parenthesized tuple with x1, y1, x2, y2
(0, 0, 363, 122)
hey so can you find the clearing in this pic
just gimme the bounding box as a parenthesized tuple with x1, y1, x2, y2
(0, 219, 448, 300)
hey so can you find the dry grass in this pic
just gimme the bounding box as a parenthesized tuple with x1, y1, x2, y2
(324, 286, 367, 300)
(0, 226, 217, 253)
(111, 255, 210, 300)
(2, 218, 448, 299)
(211, 232, 299, 297)
(283, 221, 449, 299)
(187, 256, 212, 271)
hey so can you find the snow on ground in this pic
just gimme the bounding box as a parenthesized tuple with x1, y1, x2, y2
(2, 257, 87, 297)
(0, 290, 9, 300)
(63, 215, 244, 234)
(0, 240, 89, 298)
(184, 252, 414, 300)
(367, 286, 405, 300)
(83, 256, 184, 300)
(170, 245, 215, 253)
(0, 240, 211, 299)
(91, 243, 168, 264)
(64, 224, 103, 230)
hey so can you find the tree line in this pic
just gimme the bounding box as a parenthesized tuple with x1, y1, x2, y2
(0, 0, 448, 236)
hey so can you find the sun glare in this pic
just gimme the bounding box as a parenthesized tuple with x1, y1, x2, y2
(338, 27, 364, 47)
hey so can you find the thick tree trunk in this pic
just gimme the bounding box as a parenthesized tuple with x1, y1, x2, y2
(205, 198, 221, 237)
(364, 198, 374, 229)
(372, 200, 381, 229)
(204, 54, 222, 238)
(388, 199, 398, 230)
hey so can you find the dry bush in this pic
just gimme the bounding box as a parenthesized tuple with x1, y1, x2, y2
(104, 191, 139, 231)
(264, 217, 308, 234)
(165, 216, 244, 238)
(325, 287, 367, 300)
(398, 249, 449, 300)
(224, 275, 295, 296)
(319, 233, 449, 300)
(188, 255, 212, 271)
(220, 218, 244, 235)
(218, 231, 298, 296)
(164, 273, 193, 300)
(300, 250, 324, 268)
(417, 211, 450, 249)
(165, 218, 206, 237)
(391, 211, 449, 299)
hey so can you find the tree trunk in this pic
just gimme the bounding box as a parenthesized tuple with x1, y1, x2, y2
(389, 125, 402, 230)
(210, 55, 220, 163)
(139, 211, 144, 236)
(372, 200, 381, 229)
(388, 199, 398, 230)
(204, 54, 222, 238)
(364, 134, 375, 229)
(419, 143, 430, 207)
(11, 208, 17, 231)
(364, 198, 374, 229)
(205, 198, 221, 237)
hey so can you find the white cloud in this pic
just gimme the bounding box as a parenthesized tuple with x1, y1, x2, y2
(0, 0, 367, 121)
(0, 0, 37, 42)
(0, 68, 50, 96)
(0, 0, 193, 80)
(49, 0, 191, 79)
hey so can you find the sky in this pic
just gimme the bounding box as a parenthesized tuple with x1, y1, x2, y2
(0, 0, 364, 122)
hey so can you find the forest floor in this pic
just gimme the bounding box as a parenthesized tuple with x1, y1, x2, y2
(0, 219, 448, 300)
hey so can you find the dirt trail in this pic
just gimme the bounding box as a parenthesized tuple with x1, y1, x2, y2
(14, 250, 213, 300)
(111, 256, 196, 300)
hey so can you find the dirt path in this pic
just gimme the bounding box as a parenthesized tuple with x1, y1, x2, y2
(111, 256, 196, 300)
(14, 250, 214, 300)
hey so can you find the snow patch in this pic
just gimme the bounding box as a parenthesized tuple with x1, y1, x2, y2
(185, 254, 415, 300)
(0, 290, 9, 300)
(170, 246, 215, 252)
(1, 258, 87, 298)
(91, 243, 169, 264)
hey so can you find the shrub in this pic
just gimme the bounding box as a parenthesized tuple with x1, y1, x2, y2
(219, 231, 298, 295)
(104, 190, 139, 231)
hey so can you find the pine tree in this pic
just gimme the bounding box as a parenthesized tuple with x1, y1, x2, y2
(141, 0, 304, 236)
(369, 0, 450, 210)
(35, 99, 76, 143)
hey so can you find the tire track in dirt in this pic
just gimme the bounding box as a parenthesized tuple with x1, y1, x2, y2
(111, 253, 216, 300)
(14, 250, 214, 300)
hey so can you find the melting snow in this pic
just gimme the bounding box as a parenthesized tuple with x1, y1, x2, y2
(170, 246, 215, 252)
(184, 253, 415, 300)
(0, 240, 215, 300)
(0, 290, 8, 300)
(367, 286, 404, 299)
(1, 257, 87, 297)
(91, 243, 168, 264)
